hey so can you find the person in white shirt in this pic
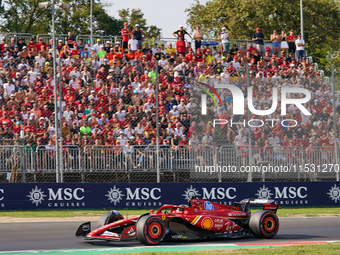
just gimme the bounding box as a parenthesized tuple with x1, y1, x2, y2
(234, 130, 247, 147)
(69, 68, 80, 79)
(151, 43, 158, 56)
(63, 54, 75, 65)
(117, 132, 127, 146)
(295, 35, 305, 61)
(218, 27, 229, 53)
(3, 80, 15, 96)
(124, 125, 134, 138)
(84, 40, 92, 52)
(232, 59, 240, 71)
(144, 83, 155, 97)
(268, 133, 280, 147)
(93, 39, 103, 52)
(134, 123, 144, 136)
(35, 51, 46, 67)
(169, 106, 180, 117)
(136, 84, 144, 95)
(128, 35, 139, 52)
(115, 108, 126, 121)
(18, 59, 29, 71)
(177, 99, 188, 113)
(159, 56, 167, 67)
(69, 76, 78, 88)
(144, 100, 155, 113)
(173, 123, 184, 137)
(63, 105, 74, 125)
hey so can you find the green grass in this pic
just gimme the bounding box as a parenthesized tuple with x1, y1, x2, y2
(126, 243, 340, 255)
(0, 207, 339, 218)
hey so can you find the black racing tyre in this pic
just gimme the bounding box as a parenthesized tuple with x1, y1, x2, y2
(136, 215, 166, 245)
(97, 211, 123, 228)
(249, 210, 279, 238)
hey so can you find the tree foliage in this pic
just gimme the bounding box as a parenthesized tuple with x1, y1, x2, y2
(118, 8, 162, 38)
(0, 0, 123, 36)
(185, 0, 340, 60)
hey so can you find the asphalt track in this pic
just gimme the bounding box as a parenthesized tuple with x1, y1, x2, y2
(0, 217, 339, 254)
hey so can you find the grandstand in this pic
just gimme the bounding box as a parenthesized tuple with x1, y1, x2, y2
(0, 30, 339, 183)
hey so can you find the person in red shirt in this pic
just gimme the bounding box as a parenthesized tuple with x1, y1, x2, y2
(126, 50, 135, 60)
(176, 35, 186, 55)
(195, 48, 203, 62)
(71, 44, 80, 59)
(179, 135, 189, 146)
(0, 111, 12, 126)
(36, 122, 46, 138)
(41, 105, 52, 119)
(121, 22, 131, 49)
(300, 135, 310, 149)
(185, 48, 194, 62)
(36, 38, 48, 51)
(247, 43, 257, 57)
(27, 38, 37, 55)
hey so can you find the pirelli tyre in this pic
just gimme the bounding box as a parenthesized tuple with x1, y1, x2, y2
(97, 211, 124, 228)
(136, 215, 166, 245)
(249, 210, 279, 238)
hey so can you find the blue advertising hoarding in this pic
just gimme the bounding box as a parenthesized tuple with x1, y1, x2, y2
(0, 182, 339, 210)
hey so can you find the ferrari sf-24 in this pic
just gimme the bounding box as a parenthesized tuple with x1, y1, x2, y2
(76, 197, 279, 245)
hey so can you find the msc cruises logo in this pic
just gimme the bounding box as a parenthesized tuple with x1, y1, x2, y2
(27, 186, 47, 206)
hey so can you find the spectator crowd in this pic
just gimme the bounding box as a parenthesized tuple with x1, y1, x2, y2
(0, 25, 337, 162)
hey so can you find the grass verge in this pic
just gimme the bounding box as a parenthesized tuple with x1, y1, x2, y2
(0, 207, 339, 218)
(126, 243, 340, 255)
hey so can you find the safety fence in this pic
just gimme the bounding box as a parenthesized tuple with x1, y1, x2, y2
(0, 145, 338, 183)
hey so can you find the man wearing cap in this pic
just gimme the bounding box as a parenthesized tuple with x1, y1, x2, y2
(295, 35, 305, 61)
(93, 39, 103, 53)
(121, 22, 131, 50)
(84, 40, 92, 52)
(27, 38, 37, 55)
(131, 24, 146, 49)
(37, 37, 48, 51)
(104, 41, 111, 54)
(176, 35, 186, 55)
(218, 27, 230, 53)
(173, 25, 192, 40)
(97, 45, 107, 59)
(113, 41, 123, 53)
(252, 27, 265, 56)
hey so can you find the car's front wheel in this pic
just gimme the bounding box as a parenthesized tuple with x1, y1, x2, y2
(136, 215, 166, 245)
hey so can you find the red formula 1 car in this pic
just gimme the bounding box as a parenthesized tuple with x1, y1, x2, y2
(75, 197, 279, 245)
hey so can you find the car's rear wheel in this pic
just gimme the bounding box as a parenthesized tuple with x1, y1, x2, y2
(136, 215, 166, 245)
(97, 211, 124, 228)
(249, 210, 279, 238)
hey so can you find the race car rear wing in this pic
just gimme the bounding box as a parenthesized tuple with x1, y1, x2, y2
(234, 198, 279, 214)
